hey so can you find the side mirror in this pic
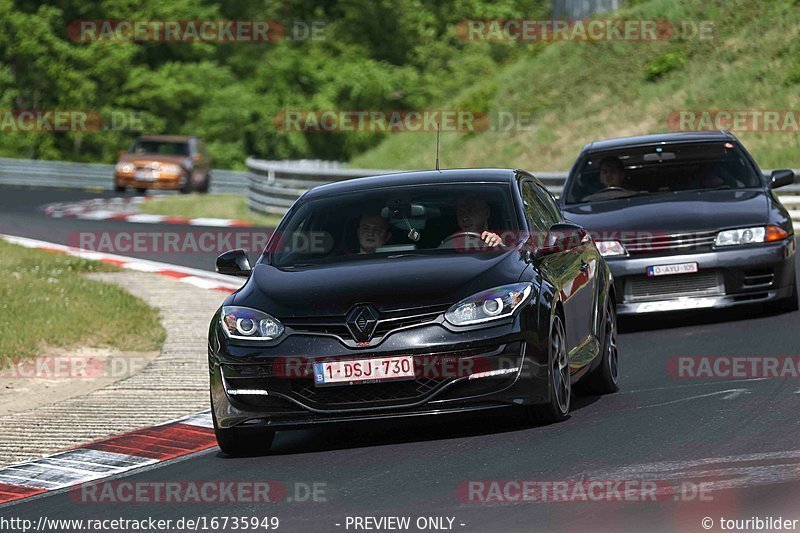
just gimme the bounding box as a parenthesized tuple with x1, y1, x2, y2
(770, 169, 795, 189)
(216, 249, 252, 277)
(538, 223, 589, 257)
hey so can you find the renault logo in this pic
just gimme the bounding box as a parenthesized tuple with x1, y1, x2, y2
(346, 305, 379, 342)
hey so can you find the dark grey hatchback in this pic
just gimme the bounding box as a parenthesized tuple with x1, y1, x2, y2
(561, 131, 797, 315)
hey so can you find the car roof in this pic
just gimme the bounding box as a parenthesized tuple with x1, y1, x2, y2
(581, 131, 737, 153)
(303, 168, 527, 199)
(136, 135, 194, 143)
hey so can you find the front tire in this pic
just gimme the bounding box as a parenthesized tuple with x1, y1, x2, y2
(179, 173, 193, 194)
(578, 297, 620, 395)
(525, 313, 570, 425)
(196, 173, 211, 193)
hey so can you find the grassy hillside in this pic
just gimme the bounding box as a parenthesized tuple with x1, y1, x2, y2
(351, 0, 800, 171)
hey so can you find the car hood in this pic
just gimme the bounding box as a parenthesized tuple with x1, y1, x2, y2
(232, 249, 528, 317)
(118, 154, 190, 166)
(562, 189, 770, 234)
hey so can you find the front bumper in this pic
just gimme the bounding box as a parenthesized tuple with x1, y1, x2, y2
(607, 239, 796, 315)
(209, 315, 551, 430)
(115, 172, 184, 190)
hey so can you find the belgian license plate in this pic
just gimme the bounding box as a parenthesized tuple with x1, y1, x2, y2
(313, 356, 414, 386)
(134, 170, 157, 181)
(647, 262, 699, 277)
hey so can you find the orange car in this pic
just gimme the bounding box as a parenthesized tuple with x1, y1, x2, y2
(114, 135, 211, 194)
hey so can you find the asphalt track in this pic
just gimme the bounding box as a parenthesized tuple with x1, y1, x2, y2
(0, 186, 266, 271)
(2, 185, 800, 532)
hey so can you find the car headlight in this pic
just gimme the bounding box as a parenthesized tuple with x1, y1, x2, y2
(160, 163, 183, 174)
(595, 240, 626, 256)
(445, 283, 533, 326)
(714, 226, 766, 246)
(220, 306, 284, 340)
(115, 162, 134, 173)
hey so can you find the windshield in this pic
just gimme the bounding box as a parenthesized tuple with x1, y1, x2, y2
(267, 183, 521, 268)
(130, 140, 190, 156)
(563, 141, 763, 204)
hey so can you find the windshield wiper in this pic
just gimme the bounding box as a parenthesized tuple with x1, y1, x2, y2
(282, 263, 318, 269)
(691, 185, 731, 192)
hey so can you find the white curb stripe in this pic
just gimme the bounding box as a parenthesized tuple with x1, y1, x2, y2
(44, 198, 256, 227)
(188, 217, 238, 227)
(124, 213, 167, 223)
(0, 411, 214, 503)
(0, 234, 242, 293)
(174, 411, 214, 429)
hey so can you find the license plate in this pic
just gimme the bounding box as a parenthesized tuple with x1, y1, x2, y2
(647, 262, 698, 277)
(313, 356, 414, 386)
(134, 170, 157, 181)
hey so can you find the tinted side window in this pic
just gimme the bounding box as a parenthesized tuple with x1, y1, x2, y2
(537, 184, 562, 222)
(521, 181, 559, 231)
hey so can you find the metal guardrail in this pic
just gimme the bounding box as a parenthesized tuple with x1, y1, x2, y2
(0, 156, 797, 225)
(245, 158, 800, 219)
(0, 157, 248, 194)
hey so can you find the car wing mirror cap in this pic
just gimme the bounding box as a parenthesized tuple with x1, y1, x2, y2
(770, 169, 795, 189)
(538, 223, 588, 256)
(216, 249, 252, 277)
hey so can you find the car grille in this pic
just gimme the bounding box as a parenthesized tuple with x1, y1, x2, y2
(620, 230, 717, 255)
(283, 304, 449, 340)
(291, 376, 442, 407)
(625, 271, 723, 302)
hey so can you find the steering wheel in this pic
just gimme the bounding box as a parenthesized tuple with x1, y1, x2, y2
(438, 231, 484, 248)
(582, 186, 630, 201)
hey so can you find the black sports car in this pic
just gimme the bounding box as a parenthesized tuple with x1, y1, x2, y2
(208, 169, 618, 455)
(561, 131, 797, 315)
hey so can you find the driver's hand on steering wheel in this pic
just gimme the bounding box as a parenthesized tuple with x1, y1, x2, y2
(481, 231, 502, 247)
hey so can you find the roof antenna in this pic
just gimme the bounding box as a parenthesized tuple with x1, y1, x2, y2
(435, 121, 441, 171)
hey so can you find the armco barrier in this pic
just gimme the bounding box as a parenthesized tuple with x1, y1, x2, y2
(0, 156, 797, 227)
(245, 158, 800, 225)
(0, 157, 248, 194)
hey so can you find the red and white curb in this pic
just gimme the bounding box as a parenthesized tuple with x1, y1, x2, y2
(0, 411, 215, 505)
(1, 234, 242, 294)
(44, 197, 255, 227)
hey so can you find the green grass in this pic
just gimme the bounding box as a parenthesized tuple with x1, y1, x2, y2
(351, 0, 800, 172)
(0, 241, 166, 366)
(140, 194, 284, 226)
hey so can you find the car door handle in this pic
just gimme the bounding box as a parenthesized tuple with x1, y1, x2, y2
(580, 260, 589, 272)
